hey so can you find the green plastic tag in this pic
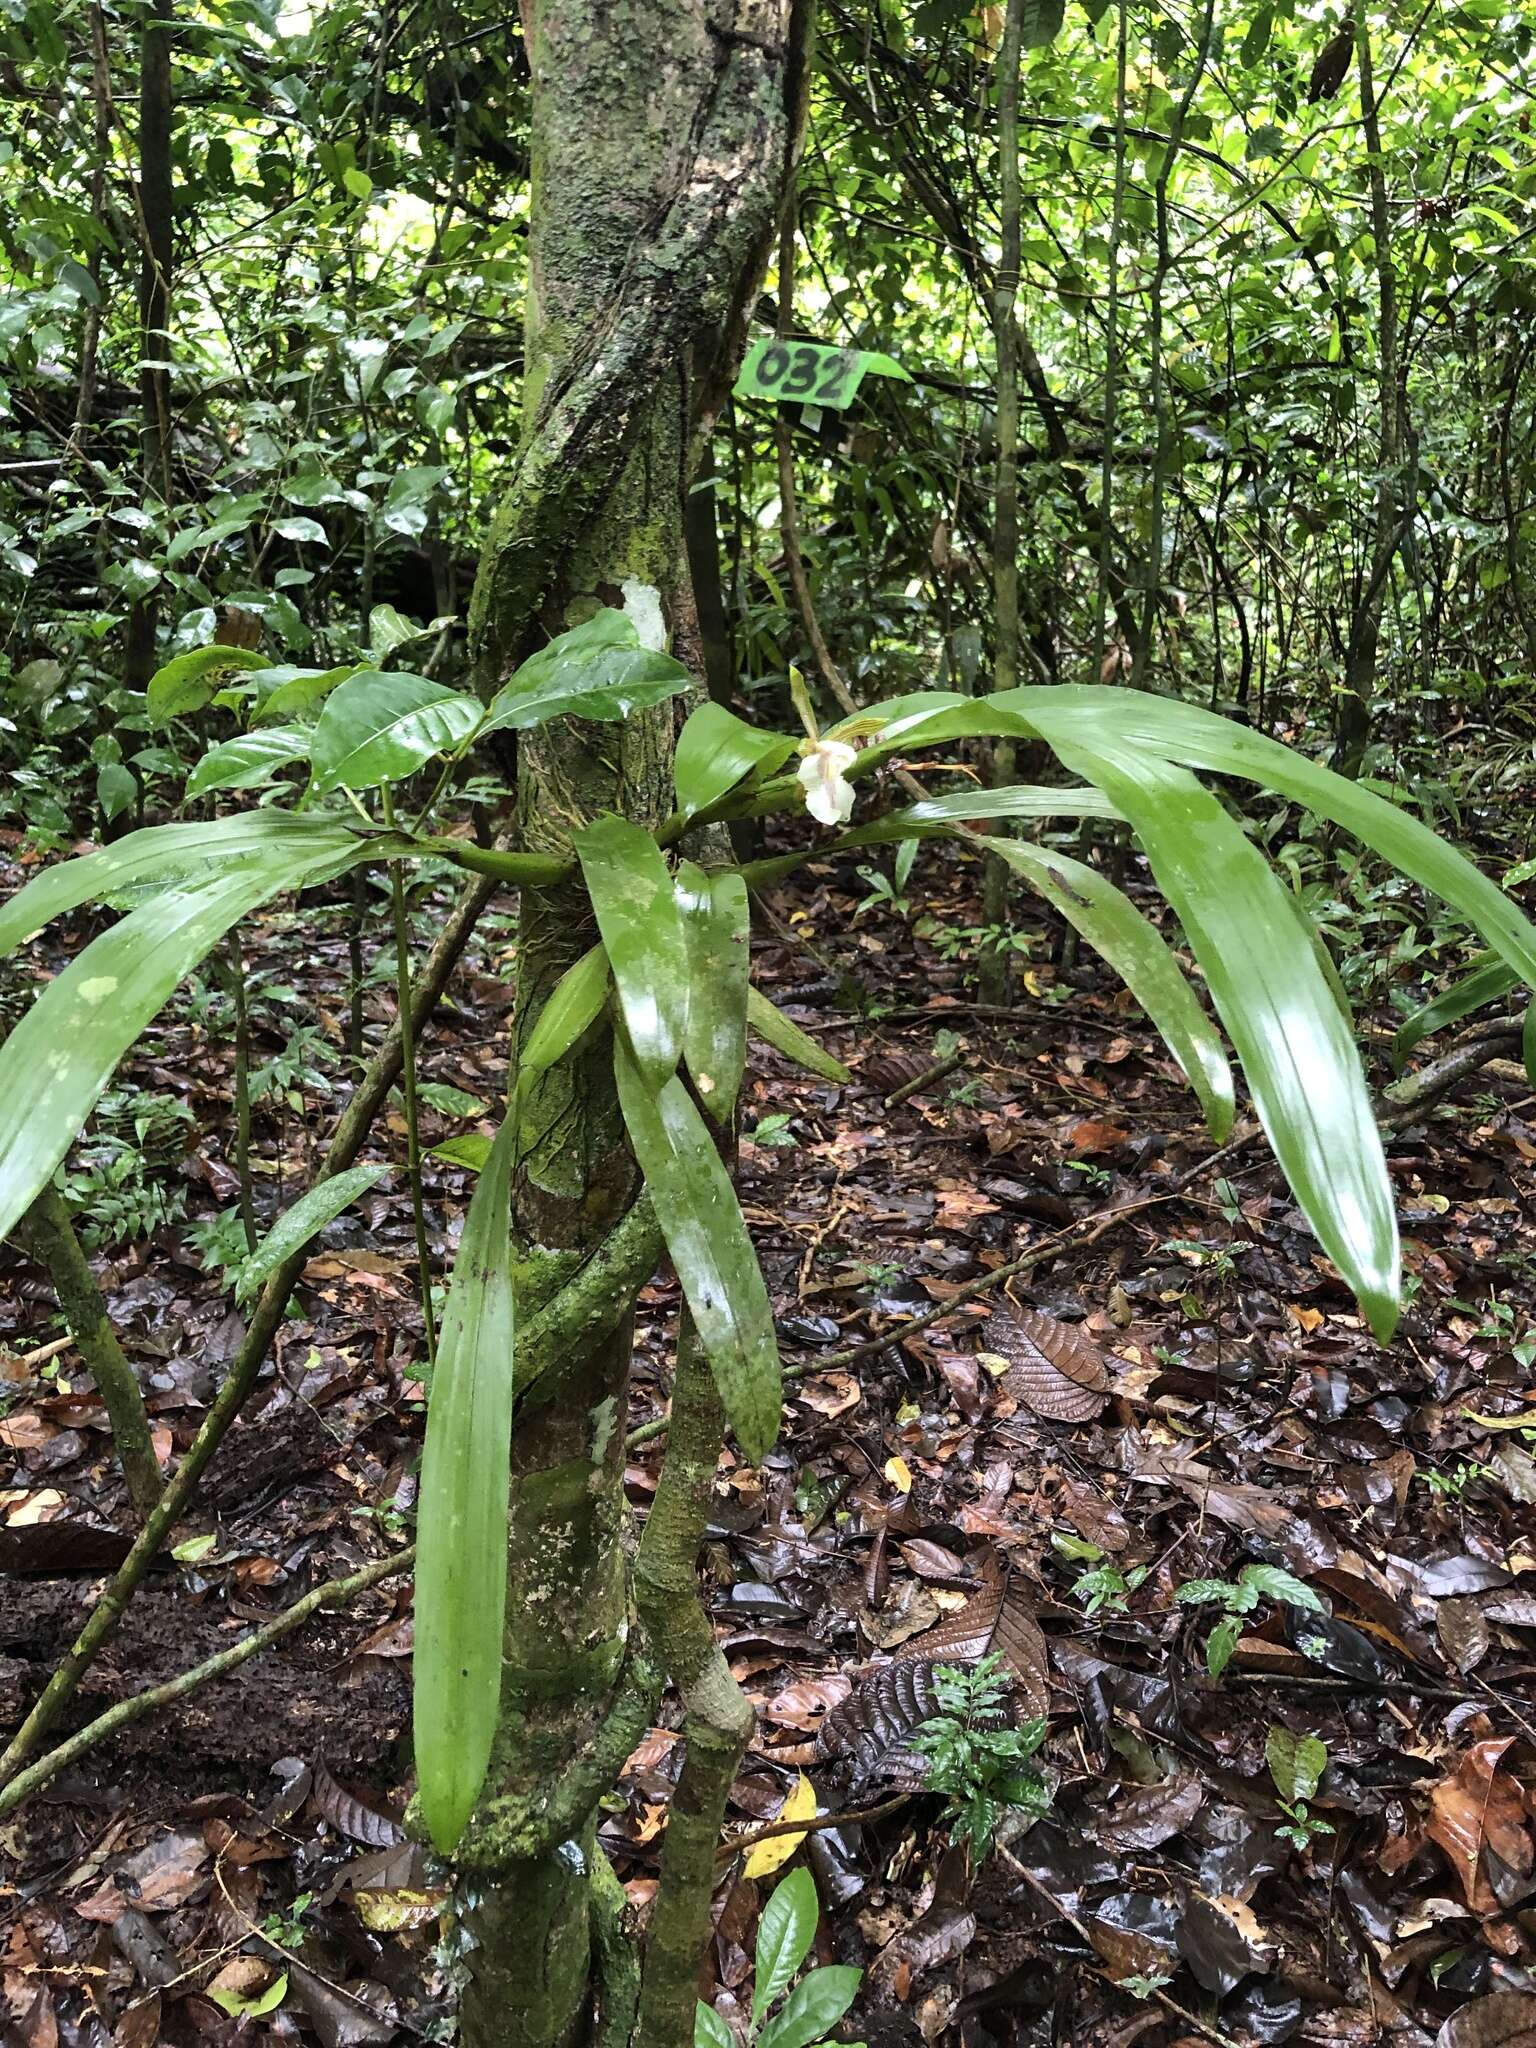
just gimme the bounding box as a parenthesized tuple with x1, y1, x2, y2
(734, 338, 909, 409)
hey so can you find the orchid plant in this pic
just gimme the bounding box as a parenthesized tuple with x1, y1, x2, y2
(1, 607, 1533, 1847)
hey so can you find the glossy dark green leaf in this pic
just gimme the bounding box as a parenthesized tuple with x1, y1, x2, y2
(1040, 729, 1399, 1339)
(613, 1031, 780, 1462)
(1242, 4, 1274, 65)
(674, 702, 799, 819)
(753, 1869, 819, 2025)
(414, 1114, 517, 1854)
(1266, 1725, 1327, 1806)
(519, 942, 612, 1078)
(0, 828, 379, 1242)
(310, 670, 481, 792)
(676, 862, 749, 1123)
(184, 730, 311, 800)
(1390, 954, 1516, 1073)
(757, 1966, 862, 2048)
(0, 814, 373, 957)
(251, 662, 364, 726)
(1020, 0, 1066, 49)
(986, 837, 1234, 1141)
(146, 643, 268, 724)
(574, 816, 686, 1089)
(695, 2006, 734, 2048)
(746, 986, 851, 1084)
(95, 762, 137, 822)
(234, 1163, 390, 1302)
(429, 1133, 494, 1173)
(479, 609, 690, 739)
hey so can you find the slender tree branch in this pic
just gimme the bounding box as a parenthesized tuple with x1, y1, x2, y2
(21, 1185, 162, 1518)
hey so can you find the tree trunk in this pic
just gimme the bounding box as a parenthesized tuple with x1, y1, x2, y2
(452, 5, 809, 2043)
(125, 0, 173, 698)
(978, 0, 1022, 1003)
(1338, 12, 1401, 775)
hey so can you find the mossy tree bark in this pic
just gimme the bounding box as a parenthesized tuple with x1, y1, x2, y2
(452, 6, 810, 2044)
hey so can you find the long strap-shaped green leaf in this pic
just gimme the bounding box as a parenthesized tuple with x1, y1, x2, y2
(0, 814, 371, 957)
(575, 814, 687, 1088)
(234, 1162, 392, 1303)
(0, 838, 377, 1242)
(984, 836, 1235, 1141)
(676, 863, 749, 1123)
(412, 1112, 518, 1855)
(852, 784, 1122, 835)
(746, 985, 852, 1084)
(1044, 731, 1400, 1339)
(613, 1029, 781, 1462)
(1390, 953, 1518, 1074)
(852, 685, 1536, 995)
(1014, 688, 1536, 990)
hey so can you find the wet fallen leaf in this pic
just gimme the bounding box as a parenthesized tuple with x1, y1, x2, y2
(1437, 1992, 1536, 2048)
(741, 1771, 818, 1879)
(986, 1306, 1109, 1423)
(1426, 1738, 1533, 1912)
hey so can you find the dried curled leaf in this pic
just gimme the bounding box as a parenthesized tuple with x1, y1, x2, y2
(311, 1757, 406, 1849)
(986, 1305, 1109, 1423)
(1307, 19, 1354, 103)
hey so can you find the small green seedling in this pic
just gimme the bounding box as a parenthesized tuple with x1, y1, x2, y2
(1266, 1725, 1334, 1852)
(1054, 1532, 1148, 1617)
(1420, 1460, 1494, 1500)
(1117, 1971, 1174, 2000)
(695, 1866, 864, 2048)
(912, 1653, 1051, 1855)
(1175, 1562, 1324, 1680)
(747, 1112, 797, 1149)
(260, 1890, 314, 1950)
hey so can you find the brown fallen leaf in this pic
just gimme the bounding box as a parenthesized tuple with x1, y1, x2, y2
(311, 1757, 405, 1849)
(858, 1577, 938, 1650)
(983, 1306, 1109, 1423)
(895, 1562, 1050, 1716)
(762, 1676, 850, 1732)
(1437, 1991, 1536, 2048)
(1437, 1596, 1492, 1675)
(1426, 1738, 1533, 1912)
(1097, 1775, 1204, 1851)
(75, 1828, 211, 1921)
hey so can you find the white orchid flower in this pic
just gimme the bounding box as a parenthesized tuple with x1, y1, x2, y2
(797, 738, 858, 827)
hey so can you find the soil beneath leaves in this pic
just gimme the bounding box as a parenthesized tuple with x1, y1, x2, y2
(2, 824, 1536, 2048)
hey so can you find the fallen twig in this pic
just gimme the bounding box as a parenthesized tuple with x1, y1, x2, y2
(714, 1790, 913, 1864)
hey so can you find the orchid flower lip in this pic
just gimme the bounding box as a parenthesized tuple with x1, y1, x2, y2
(796, 738, 858, 826)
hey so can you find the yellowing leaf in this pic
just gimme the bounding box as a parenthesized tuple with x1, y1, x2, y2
(884, 1455, 913, 1494)
(742, 1772, 818, 1879)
